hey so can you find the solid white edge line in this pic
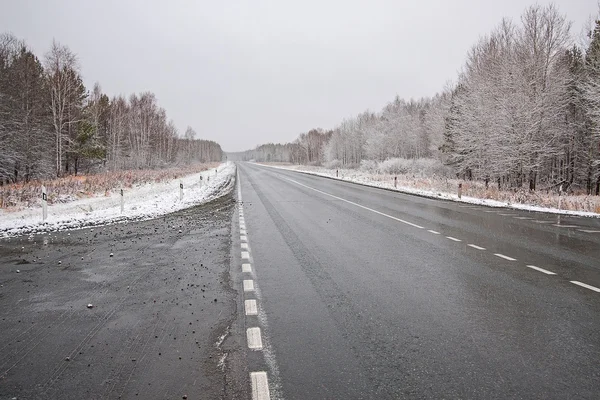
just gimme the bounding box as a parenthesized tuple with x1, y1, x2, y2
(494, 253, 516, 261)
(570, 281, 600, 293)
(245, 299, 258, 315)
(526, 265, 556, 275)
(250, 371, 271, 400)
(468, 244, 485, 250)
(247, 327, 263, 349)
(446, 236, 461, 242)
(283, 177, 424, 229)
(428, 230, 440, 234)
(242, 263, 252, 273)
(242, 251, 250, 259)
(243, 279, 254, 292)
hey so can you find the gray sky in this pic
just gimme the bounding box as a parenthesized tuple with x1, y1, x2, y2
(1, 0, 597, 151)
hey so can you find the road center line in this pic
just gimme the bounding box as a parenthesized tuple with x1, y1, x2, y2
(526, 265, 556, 275)
(250, 371, 271, 400)
(468, 244, 485, 250)
(247, 327, 263, 350)
(446, 236, 462, 242)
(570, 281, 600, 293)
(283, 177, 424, 229)
(494, 253, 516, 261)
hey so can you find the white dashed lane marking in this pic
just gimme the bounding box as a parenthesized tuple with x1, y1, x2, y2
(245, 299, 258, 316)
(468, 244, 486, 250)
(250, 372, 271, 400)
(247, 327, 263, 350)
(570, 281, 600, 293)
(446, 236, 461, 242)
(514, 217, 533, 220)
(552, 224, 579, 228)
(526, 265, 556, 275)
(239, 169, 272, 398)
(243, 280, 255, 292)
(579, 229, 600, 233)
(428, 230, 441, 235)
(283, 177, 424, 229)
(494, 253, 516, 261)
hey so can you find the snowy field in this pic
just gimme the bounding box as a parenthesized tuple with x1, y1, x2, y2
(260, 163, 600, 218)
(0, 162, 236, 238)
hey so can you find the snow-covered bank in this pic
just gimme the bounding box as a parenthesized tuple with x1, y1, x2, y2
(259, 163, 600, 218)
(0, 162, 236, 238)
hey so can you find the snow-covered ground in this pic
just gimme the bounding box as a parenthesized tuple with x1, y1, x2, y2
(260, 163, 600, 218)
(0, 162, 236, 238)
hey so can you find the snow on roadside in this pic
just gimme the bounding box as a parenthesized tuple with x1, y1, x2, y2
(260, 163, 600, 218)
(0, 162, 236, 238)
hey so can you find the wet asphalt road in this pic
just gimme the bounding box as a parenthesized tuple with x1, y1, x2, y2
(0, 195, 241, 400)
(236, 162, 600, 400)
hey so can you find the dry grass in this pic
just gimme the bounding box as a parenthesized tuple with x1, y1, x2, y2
(0, 163, 219, 210)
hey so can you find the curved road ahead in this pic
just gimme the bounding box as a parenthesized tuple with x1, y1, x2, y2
(235, 162, 600, 400)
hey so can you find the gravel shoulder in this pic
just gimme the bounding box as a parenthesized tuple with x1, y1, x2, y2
(0, 193, 241, 400)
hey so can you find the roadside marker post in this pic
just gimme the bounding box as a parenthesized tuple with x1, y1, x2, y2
(558, 184, 563, 210)
(120, 189, 124, 214)
(180, 182, 183, 201)
(200, 175, 203, 187)
(458, 183, 462, 199)
(42, 185, 48, 222)
(394, 176, 397, 188)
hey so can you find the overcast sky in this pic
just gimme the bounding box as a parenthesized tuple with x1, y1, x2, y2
(1, 0, 597, 151)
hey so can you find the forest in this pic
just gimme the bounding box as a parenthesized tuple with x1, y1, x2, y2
(0, 34, 223, 185)
(240, 5, 600, 195)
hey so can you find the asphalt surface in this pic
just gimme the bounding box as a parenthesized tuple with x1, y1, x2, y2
(0, 194, 241, 400)
(236, 162, 600, 400)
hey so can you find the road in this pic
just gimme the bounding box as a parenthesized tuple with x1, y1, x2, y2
(235, 162, 600, 400)
(0, 195, 243, 400)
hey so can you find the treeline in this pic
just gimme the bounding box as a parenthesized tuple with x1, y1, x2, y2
(241, 4, 600, 195)
(0, 34, 223, 184)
